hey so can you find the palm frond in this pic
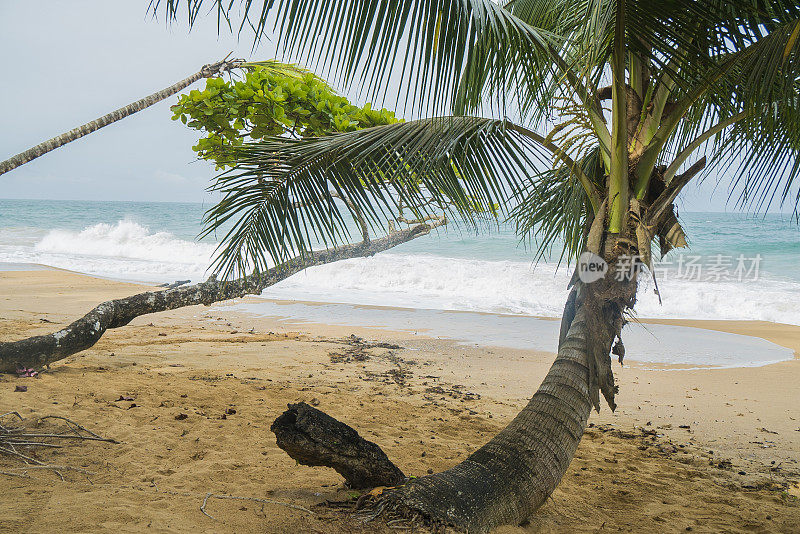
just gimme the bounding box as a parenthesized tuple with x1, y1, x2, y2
(656, 14, 800, 212)
(511, 145, 603, 265)
(202, 116, 547, 279)
(151, 0, 570, 117)
(456, 0, 614, 131)
(155, 0, 800, 231)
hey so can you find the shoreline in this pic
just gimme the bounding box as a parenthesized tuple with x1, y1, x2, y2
(1, 268, 799, 532)
(225, 297, 798, 368)
(234, 296, 800, 358)
(3, 261, 797, 364)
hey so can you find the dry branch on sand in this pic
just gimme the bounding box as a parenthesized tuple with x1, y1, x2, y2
(199, 493, 314, 520)
(0, 411, 116, 480)
(267, 403, 447, 530)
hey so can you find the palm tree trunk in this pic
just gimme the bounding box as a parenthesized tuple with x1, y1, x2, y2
(375, 278, 631, 533)
(0, 57, 241, 177)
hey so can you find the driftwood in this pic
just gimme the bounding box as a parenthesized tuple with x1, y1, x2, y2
(0, 219, 444, 374)
(271, 403, 405, 489)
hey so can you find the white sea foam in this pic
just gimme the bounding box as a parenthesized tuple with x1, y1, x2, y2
(33, 220, 213, 262)
(263, 253, 800, 325)
(0, 220, 217, 283)
(1, 219, 799, 325)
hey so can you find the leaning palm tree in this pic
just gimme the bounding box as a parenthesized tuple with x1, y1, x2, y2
(154, 1, 800, 531)
(0, 57, 313, 176)
(0, 56, 242, 176)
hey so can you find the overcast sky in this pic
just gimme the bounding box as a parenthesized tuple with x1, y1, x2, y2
(0, 1, 793, 213)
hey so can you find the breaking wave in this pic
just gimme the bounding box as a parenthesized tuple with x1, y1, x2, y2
(1, 218, 798, 325)
(263, 253, 800, 325)
(0, 220, 217, 283)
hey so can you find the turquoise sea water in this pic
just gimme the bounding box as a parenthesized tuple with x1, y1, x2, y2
(1, 198, 799, 324)
(0, 199, 207, 241)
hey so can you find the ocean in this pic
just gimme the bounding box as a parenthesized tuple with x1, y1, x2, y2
(1, 198, 799, 326)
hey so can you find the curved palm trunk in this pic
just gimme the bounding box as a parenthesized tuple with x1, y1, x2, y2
(377, 279, 631, 533)
(0, 57, 240, 177)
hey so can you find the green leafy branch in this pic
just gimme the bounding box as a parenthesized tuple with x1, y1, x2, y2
(172, 64, 400, 169)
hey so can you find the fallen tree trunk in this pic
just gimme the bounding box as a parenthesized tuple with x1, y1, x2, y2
(271, 403, 405, 489)
(0, 221, 442, 373)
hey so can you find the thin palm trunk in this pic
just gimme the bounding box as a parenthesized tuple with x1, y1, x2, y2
(0, 57, 241, 177)
(376, 277, 632, 533)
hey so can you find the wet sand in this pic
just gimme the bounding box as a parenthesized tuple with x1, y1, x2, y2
(1, 269, 798, 533)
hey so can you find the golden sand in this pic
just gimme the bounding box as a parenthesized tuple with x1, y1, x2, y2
(1, 270, 798, 532)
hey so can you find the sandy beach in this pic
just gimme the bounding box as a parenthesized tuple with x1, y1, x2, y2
(1, 268, 799, 533)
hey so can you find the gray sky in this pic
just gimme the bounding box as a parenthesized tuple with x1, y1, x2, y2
(0, 1, 274, 204)
(0, 1, 791, 212)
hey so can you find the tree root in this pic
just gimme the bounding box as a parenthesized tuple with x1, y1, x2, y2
(355, 491, 445, 532)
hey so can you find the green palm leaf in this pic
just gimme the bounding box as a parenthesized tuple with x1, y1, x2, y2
(152, 0, 574, 116)
(511, 146, 604, 264)
(154, 0, 800, 265)
(202, 116, 546, 278)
